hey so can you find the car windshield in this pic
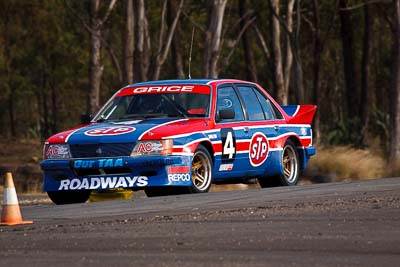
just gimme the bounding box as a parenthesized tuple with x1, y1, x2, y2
(93, 88, 211, 122)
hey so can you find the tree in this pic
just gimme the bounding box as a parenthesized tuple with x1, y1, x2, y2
(283, 0, 295, 95)
(88, 0, 117, 114)
(239, 0, 258, 82)
(169, 0, 185, 79)
(311, 0, 322, 145)
(389, 0, 400, 165)
(122, 0, 134, 85)
(152, 0, 185, 80)
(133, 0, 184, 82)
(360, 0, 373, 144)
(292, 0, 304, 104)
(202, 0, 228, 78)
(269, 0, 285, 103)
(268, 0, 303, 104)
(339, 0, 358, 118)
(134, 0, 150, 82)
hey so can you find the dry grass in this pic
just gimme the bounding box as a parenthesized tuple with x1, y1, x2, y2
(18, 194, 53, 206)
(0, 139, 42, 164)
(307, 146, 389, 182)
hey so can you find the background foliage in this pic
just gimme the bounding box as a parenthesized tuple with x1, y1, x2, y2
(0, 0, 398, 160)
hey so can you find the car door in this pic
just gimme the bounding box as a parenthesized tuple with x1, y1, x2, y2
(213, 85, 250, 179)
(234, 84, 283, 176)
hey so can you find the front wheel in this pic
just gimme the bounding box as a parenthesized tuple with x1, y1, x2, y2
(188, 145, 213, 193)
(47, 190, 91, 205)
(258, 140, 300, 187)
(144, 145, 213, 197)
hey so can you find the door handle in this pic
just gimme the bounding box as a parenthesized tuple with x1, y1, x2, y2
(244, 127, 250, 133)
(274, 125, 280, 131)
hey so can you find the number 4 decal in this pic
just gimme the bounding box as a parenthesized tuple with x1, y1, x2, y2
(221, 128, 236, 162)
(224, 132, 235, 159)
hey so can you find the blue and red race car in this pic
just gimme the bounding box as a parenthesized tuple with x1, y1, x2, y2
(40, 79, 316, 204)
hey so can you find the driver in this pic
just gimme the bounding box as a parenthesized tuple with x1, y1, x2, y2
(135, 95, 164, 114)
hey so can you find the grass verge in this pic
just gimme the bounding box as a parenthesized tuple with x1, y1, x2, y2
(306, 146, 389, 182)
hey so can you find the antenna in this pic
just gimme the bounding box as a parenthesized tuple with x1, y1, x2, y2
(188, 27, 195, 80)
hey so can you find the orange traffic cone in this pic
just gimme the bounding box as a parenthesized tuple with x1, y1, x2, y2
(0, 172, 33, 226)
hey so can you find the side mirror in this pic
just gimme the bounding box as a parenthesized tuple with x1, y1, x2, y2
(218, 109, 235, 120)
(80, 114, 92, 124)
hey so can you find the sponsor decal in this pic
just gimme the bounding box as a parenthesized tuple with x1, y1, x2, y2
(84, 126, 135, 136)
(137, 142, 154, 153)
(249, 132, 269, 167)
(117, 85, 210, 97)
(132, 85, 194, 94)
(168, 173, 191, 182)
(73, 158, 124, 169)
(45, 144, 71, 159)
(168, 166, 190, 173)
(58, 176, 148, 190)
(219, 164, 233, 171)
(208, 134, 218, 139)
(168, 166, 191, 183)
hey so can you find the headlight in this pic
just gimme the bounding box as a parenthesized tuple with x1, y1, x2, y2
(43, 144, 71, 159)
(131, 139, 173, 157)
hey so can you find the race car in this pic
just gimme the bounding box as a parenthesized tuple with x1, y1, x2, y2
(40, 79, 316, 204)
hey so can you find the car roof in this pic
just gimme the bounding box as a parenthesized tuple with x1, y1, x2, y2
(127, 79, 217, 86)
(124, 79, 254, 87)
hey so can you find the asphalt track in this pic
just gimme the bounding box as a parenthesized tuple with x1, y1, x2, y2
(1, 178, 400, 267)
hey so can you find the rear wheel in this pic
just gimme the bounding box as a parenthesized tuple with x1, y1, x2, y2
(47, 190, 91, 205)
(258, 140, 300, 187)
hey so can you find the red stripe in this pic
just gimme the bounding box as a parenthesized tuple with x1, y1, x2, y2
(168, 166, 190, 173)
(173, 136, 312, 154)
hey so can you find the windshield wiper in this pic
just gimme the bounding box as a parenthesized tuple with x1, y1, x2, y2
(161, 95, 189, 118)
(96, 115, 106, 123)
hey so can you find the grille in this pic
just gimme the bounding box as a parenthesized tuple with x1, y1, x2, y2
(70, 143, 135, 158)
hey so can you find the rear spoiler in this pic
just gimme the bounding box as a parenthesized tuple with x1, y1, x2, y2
(282, 105, 317, 124)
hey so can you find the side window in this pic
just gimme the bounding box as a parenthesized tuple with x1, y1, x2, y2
(216, 86, 244, 122)
(237, 86, 265, 121)
(270, 101, 284, 119)
(254, 89, 284, 120)
(254, 90, 276, 120)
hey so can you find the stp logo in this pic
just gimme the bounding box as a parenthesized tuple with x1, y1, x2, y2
(249, 132, 269, 167)
(84, 126, 135, 136)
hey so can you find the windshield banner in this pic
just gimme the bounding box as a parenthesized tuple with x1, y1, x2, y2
(117, 85, 211, 96)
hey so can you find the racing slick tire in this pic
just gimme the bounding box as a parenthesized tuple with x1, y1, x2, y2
(258, 140, 300, 187)
(187, 145, 213, 193)
(47, 190, 92, 205)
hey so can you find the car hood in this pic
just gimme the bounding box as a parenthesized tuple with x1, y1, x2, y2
(46, 118, 211, 144)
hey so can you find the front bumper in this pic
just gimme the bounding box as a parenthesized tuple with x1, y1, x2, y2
(40, 155, 192, 192)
